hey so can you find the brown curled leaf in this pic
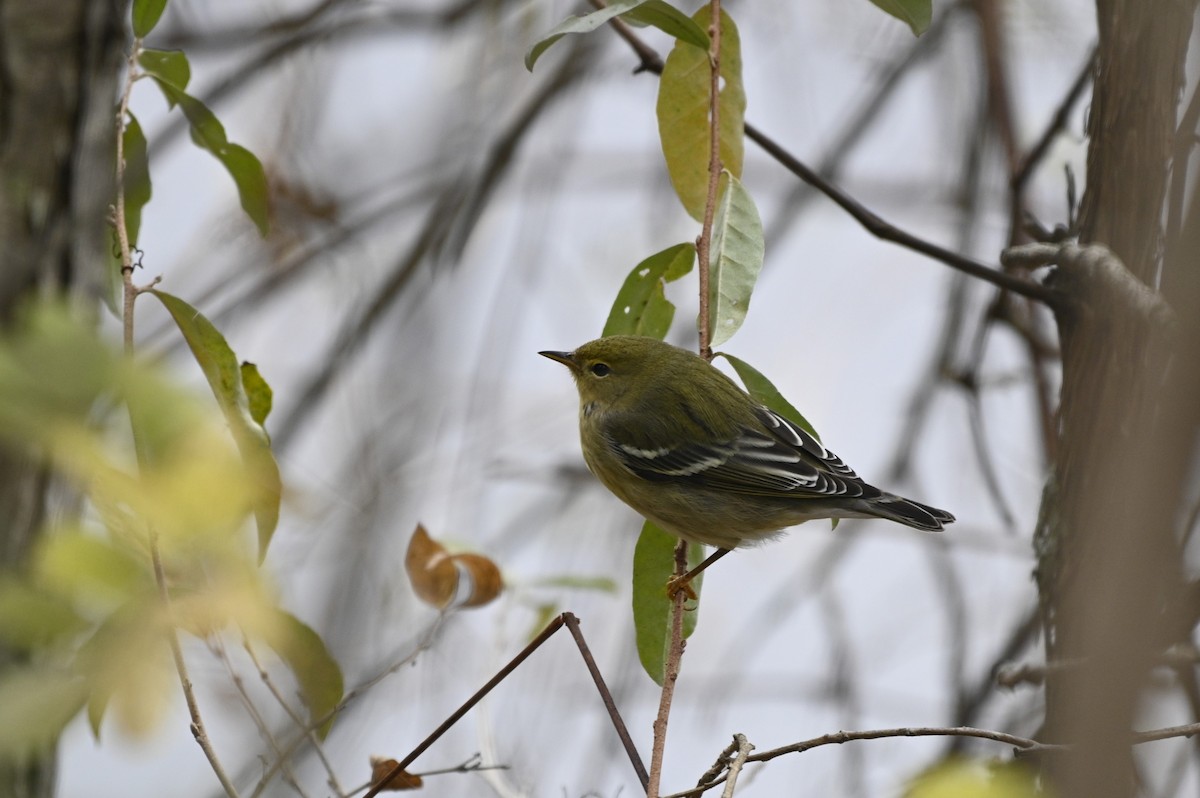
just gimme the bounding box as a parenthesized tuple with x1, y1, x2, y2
(452, 553, 503, 608)
(369, 757, 423, 791)
(405, 525, 456, 609)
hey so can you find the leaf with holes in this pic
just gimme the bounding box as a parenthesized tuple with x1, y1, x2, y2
(602, 243, 695, 339)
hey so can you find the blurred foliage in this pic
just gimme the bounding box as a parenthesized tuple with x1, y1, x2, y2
(0, 304, 341, 757)
(905, 758, 1045, 798)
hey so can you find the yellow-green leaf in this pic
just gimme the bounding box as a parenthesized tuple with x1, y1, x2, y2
(0, 580, 88, 651)
(149, 290, 281, 560)
(0, 668, 88, 758)
(866, 0, 932, 36)
(905, 758, 1041, 798)
(656, 7, 745, 220)
(632, 521, 702, 685)
(36, 533, 150, 608)
(602, 243, 695, 339)
(707, 172, 763, 347)
(262, 611, 344, 739)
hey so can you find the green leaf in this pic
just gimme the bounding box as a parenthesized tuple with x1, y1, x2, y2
(0, 580, 88, 651)
(656, 6, 745, 220)
(529, 575, 618, 593)
(716, 354, 818, 439)
(602, 243, 695, 339)
(525, 0, 707, 71)
(707, 172, 764, 347)
(625, 1, 710, 50)
(149, 290, 282, 561)
(632, 521, 702, 685)
(122, 112, 152, 247)
(240, 362, 273, 428)
(865, 0, 932, 36)
(261, 611, 344, 739)
(717, 352, 834, 527)
(149, 81, 270, 237)
(137, 49, 190, 94)
(0, 668, 88, 758)
(131, 0, 168, 38)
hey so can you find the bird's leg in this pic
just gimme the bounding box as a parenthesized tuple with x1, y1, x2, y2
(666, 547, 732, 601)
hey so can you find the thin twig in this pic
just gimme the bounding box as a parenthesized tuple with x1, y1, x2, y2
(250, 613, 449, 798)
(562, 614, 649, 789)
(719, 735, 754, 798)
(212, 640, 310, 798)
(243, 640, 347, 797)
(647, 542, 691, 798)
(663, 727, 1043, 798)
(344, 754, 508, 797)
(362, 615, 567, 798)
(595, 9, 1058, 305)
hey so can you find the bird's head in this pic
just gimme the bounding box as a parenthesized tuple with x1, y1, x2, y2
(539, 335, 675, 408)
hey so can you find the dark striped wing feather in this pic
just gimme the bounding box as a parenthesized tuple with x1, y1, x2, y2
(606, 404, 881, 501)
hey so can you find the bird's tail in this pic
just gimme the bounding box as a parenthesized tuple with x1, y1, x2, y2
(867, 493, 955, 531)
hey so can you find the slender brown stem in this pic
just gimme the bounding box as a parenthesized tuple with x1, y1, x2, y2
(363, 615, 567, 798)
(647, 6, 724, 795)
(244, 641, 347, 797)
(562, 614, 649, 789)
(695, 0, 723, 360)
(647, 541, 691, 797)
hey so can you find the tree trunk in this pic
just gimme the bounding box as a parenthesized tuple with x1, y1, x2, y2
(0, 0, 124, 795)
(1037, 1, 1200, 797)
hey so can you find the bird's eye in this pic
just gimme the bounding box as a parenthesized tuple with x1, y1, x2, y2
(590, 362, 611, 377)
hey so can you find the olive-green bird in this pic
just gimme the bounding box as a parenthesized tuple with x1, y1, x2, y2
(541, 335, 953, 551)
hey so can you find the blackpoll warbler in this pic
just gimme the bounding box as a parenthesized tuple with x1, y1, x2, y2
(541, 336, 953, 551)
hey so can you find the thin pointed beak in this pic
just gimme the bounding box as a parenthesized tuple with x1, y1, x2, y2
(538, 350, 577, 369)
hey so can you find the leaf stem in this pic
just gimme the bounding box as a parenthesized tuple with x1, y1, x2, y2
(646, 541, 691, 797)
(695, 0, 723, 360)
(116, 37, 241, 798)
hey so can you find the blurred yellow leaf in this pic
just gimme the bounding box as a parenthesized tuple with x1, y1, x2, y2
(0, 667, 88, 758)
(905, 758, 1044, 798)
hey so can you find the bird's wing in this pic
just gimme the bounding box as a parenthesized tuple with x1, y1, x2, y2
(604, 404, 877, 500)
